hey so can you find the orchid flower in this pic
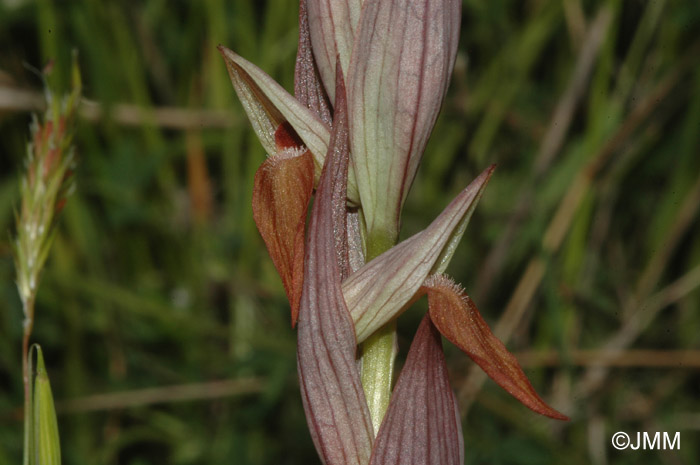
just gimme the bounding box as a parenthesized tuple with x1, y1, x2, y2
(220, 0, 567, 463)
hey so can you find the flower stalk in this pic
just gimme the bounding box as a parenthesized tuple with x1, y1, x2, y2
(359, 321, 397, 433)
(13, 54, 81, 465)
(359, 215, 400, 432)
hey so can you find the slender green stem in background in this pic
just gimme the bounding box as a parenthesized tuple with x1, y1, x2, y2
(22, 298, 35, 465)
(14, 54, 80, 465)
(360, 230, 399, 435)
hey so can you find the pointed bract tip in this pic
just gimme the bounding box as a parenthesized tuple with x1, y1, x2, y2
(481, 163, 496, 182)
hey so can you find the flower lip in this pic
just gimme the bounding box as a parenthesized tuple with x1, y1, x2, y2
(424, 274, 570, 421)
(252, 148, 314, 327)
(275, 122, 306, 152)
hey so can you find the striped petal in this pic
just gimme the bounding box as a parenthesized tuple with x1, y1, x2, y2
(297, 67, 374, 465)
(370, 315, 463, 465)
(218, 45, 329, 166)
(344, 166, 494, 342)
(423, 274, 569, 421)
(347, 0, 461, 242)
(307, 0, 363, 102)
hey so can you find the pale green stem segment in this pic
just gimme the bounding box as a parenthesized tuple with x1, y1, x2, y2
(22, 299, 34, 465)
(360, 230, 399, 435)
(360, 322, 397, 434)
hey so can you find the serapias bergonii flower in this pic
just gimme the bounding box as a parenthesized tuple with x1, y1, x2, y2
(219, 0, 568, 463)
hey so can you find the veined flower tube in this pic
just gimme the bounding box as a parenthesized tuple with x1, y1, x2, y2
(347, 0, 462, 247)
(307, 0, 362, 103)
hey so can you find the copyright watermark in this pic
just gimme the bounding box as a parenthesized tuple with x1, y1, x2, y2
(612, 432, 680, 450)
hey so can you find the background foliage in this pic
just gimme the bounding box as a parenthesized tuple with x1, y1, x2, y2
(1, 0, 699, 464)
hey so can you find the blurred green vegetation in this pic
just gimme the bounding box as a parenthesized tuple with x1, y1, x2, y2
(1, 1, 699, 464)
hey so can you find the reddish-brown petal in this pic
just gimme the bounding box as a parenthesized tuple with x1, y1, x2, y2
(252, 148, 314, 327)
(370, 315, 463, 465)
(423, 274, 569, 421)
(296, 65, 374, 465)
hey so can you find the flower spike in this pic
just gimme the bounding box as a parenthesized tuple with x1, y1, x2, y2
(423, 274, 569, 420)
(222, 0, 570, 462)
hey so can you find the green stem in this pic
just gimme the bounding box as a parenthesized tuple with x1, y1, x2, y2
(22, 298, 35, 465)
(360, 229, 398, 435)
(360, 323, 396, 434)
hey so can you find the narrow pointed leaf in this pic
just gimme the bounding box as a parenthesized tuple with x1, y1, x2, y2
(347, 0, 461, 240)
(307, 0, 362, 102)
(295, 0, 333, 125)
(297, 69, 373, 465)
(344, 166, 493, 342)
(31, 345, 61, 465)
(219, 45, 360, 204)
(252, 148, 314, 327)
(424, 274, 569, 420)
(370, 315, 463, 465)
